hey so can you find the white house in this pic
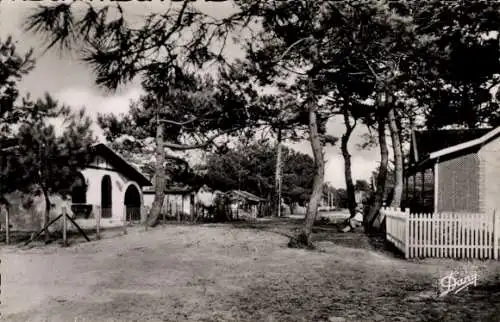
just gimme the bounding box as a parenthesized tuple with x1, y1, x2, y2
(0, 143, 152, 232)
(405, 126, 500, 214)
(70, 143, 152, 229)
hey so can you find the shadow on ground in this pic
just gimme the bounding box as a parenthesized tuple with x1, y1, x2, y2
(225, 216, 404, 259)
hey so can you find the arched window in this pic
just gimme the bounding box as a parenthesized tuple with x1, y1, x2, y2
(71, 172, 87, 204)
(101, 175, 112, 218)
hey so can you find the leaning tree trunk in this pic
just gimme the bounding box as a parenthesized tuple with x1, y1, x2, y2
(388, 107, 403, 208)
(365, 117, 389, 231)
(147, 120, 166, 227)
(341, 108, 356, 218)
(289, 105, 324, 249)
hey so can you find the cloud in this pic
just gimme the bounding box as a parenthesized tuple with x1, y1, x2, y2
(53, 86, 144, 141)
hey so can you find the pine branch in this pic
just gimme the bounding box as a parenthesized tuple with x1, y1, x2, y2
(163, 127, 240, 151)
(274, 36, 314, 63)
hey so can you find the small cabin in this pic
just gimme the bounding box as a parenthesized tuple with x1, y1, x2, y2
(404, 127, 500, 215)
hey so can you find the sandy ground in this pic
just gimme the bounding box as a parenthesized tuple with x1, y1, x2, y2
(1, 217, 500, 322)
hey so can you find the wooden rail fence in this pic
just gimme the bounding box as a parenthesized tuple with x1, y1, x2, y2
(383, 207, 499, 259)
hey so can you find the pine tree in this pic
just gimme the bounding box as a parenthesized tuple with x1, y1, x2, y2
(1, 94, 95, 241)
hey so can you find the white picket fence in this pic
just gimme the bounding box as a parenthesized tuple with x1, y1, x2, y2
(383, 207, 499, 259)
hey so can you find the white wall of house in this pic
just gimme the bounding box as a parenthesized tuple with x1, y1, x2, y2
(0, 172, 145, 233)
(72, 156, 146, 229)
(479, 135, 500, 216)
(0, 146, 150, 233)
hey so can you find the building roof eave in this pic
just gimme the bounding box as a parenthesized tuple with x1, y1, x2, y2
(428, 126, 500, 160)
(405, 156, 435, 175)
(92, 143, 152, 187)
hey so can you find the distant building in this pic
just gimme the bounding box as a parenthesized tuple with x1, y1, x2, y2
(228, 190, 265, 219)
(355, 190, 366, 204)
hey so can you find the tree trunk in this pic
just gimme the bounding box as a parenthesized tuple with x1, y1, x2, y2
(289, 105, 324, 249)
(273, 128, 283, 217)
(365, 117, 389, 231)
(341, 108, 356, 218)
(388, 107, 403, 208)
(38, 143, 51, 243)
(147, 120, 166, 227)
(41, 185, 51, 243)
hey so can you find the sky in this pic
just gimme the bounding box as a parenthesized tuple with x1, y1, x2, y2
(0, 1, 379, 189)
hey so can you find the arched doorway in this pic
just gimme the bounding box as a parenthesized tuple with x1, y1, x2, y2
(124, 184, 141, 222)
(101, 175, 112, 218)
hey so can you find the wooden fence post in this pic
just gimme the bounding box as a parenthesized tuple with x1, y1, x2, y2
(493, 210, 498, 260)
(3, 205, 10, 245)
(62, 206, 68, 247)
(123, 207, 128, 235)
(96, 205, 101, 240)
(163, 203, 167, 227)
(404, 208, 410, 259)
(176, 198, 181, 224)
(143, 205, 148, 231)
(181, 196, 185, 222)
(384, 207, 388, 237)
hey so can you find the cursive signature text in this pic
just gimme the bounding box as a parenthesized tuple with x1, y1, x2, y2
(439, 271, 477, 297)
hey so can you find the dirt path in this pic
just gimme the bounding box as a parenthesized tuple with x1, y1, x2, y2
(2, 224, 500, 321)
